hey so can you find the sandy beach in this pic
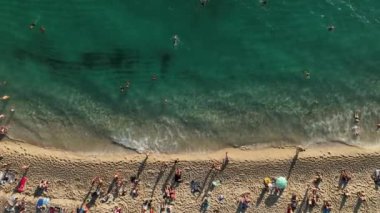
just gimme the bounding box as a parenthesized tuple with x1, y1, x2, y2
(0, 140, 379, 212)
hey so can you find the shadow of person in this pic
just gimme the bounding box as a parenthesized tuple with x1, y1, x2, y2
(136, 154, 149, 179)
(264, 194, 280, 207)
(339, 195, 348, 210)
(296, 188, 309, 213)
(197, 168, 214, 198)
(287, 147, 304, 180)
(255, 188, 267, 207)
(353, 198, 363, 213)
(151, 164, 167, 198)
(161, 161, 177, 192)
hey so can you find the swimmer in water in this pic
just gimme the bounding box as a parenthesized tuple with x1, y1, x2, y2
(327, 25, 335, 32)
(1, 95, 10, 101)
(303, 70, 310, 79)
(200, 0, 208, 6)
(352, 125, 360, 137)
(172, 34, 180, 48)
(40, 26, 46, 33)
(29, 22, 36, 30)
(152, 73, 157, 80)
(260, 0, 268, 6)
(120, 81, 130, 93)
(354, 111, 360, 124)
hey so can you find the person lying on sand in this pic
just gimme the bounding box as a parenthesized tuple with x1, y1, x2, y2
(357, 191, 366, 203)
(312, 172, 323, 188)
(290, 193, 298, 211)
(322, 200, 332, 213)
(307, 186, 320, 207)
(131, 183, 139, 198)
(174, 168, 182, 184)
(190, 180, 201, 194)
(339, 170, 351, 188)
(113, 206, 122, 213)
(341, 189, 350, 197)
(237, 193, 251, 211)
(142, 199, 152, 212)
(15, 197, 26, 212)
(37, 180, 49, 193)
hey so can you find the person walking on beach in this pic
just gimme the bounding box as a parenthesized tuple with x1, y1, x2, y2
(376, 123, 380, 132)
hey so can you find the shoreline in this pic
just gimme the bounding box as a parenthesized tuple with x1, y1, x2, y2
(0, 140, 379, 212)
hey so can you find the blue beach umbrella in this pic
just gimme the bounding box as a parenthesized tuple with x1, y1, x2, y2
(276, 176, 288, 189)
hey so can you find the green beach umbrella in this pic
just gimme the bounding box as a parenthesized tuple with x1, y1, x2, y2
(276, 177, 287, 189)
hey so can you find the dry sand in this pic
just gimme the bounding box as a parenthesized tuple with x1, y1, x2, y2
(0, 140, 379, 212)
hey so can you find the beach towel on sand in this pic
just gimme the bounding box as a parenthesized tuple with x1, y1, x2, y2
(17, 176, 28, 193)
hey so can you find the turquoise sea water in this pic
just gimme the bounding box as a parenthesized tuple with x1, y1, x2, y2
(0, 0, 379, 152)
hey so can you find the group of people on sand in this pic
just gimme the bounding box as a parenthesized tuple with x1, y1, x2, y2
(284, 168, 375, 213)
(1, 164, 72, 212)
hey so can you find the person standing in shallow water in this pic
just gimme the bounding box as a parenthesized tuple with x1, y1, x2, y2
(172, 34, 180, 48)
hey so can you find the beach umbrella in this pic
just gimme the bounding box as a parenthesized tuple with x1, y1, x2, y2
(276, 176, 287, 189)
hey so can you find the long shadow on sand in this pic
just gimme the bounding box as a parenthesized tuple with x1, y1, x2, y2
(255, 188, 267, 207)
(136, 155, 149, 179)
(161, 161, 177, 192)
(264, 194, 281, 207)
(151, 164, 167, 198)
(287, 149, 300, 180)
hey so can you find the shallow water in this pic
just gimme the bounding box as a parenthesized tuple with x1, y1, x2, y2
(0, 0, 379, 152)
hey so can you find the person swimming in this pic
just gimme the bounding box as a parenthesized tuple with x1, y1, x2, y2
(200, 0, 208, 6)
(40, 26, 46, 33)
(172, 34, 180, 48)
(354, 111, 360, 124)
(120, 81, 130, 93)
(260, 0, 268, 6)
(352, 125, 360, 137)
(327, 25, 335, 32)
(303, 70, 310, 79)
(29, 22, 36, 30)
(152, 73, 157, 80)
